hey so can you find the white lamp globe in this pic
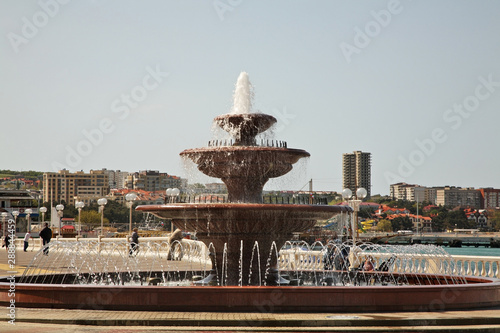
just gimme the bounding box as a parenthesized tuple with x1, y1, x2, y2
(25, 208, 33, 215)
(56, 204, 64, 211)
(125, 193, 137, 202)
(97, 198, 107, 206)
(39, 207, 47, 213)
(342, 188, 352, 199)
(12, 211, 20, 217)
(75, 201, 85, 209)
(166, 188, 173, 196)
(172, 188, 180, 196)
(356, 188, 367, 199)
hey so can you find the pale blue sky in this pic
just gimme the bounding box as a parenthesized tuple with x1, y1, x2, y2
(1, 0, 499, 195)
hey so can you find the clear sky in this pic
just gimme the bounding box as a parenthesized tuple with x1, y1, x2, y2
(1, 0, 499, 195)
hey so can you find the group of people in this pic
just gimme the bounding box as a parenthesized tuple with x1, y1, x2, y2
(323, 246, 375, 272)
(2, 223, 53, 255)
(2, 223, 139, 257)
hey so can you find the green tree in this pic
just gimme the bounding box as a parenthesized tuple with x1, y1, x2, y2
(80, 210, 110, 230)
(391, 216, 413, 231)
(377, 219, 392, 232)
(432, 209, 470, 231)
(487, 209, 500, 231)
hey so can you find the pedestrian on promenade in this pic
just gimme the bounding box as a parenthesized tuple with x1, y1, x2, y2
(4, 234, 11, 251)
(23, 232, 31, 252)
(39, 223, 52, 255)
(129, 227, 139, 256)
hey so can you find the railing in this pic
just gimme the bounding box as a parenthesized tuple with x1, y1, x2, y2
(11, 238, 500, 279)
(449, 255, 500, 278)
(169, 194, 330, 205)
(13, 236, 210, 263)
(208, 139, 288, 148)
(278, 249, 500, 279)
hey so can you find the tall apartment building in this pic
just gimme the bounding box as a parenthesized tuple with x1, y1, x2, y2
(102, 169, 129, 189)
(125, 170, 185, 192)
(435, 187, 481, 208)
(479, 188, 500, 209)
(389, 182, 425, 202)
(43, 169, 110, 205)
(342, 151, 371, 198)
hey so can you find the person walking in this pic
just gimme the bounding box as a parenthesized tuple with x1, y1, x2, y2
(39, 223, 52, 255)
(23, 232, 31, 252)
(129, 228, 139, 256)
(4, 234, 10, 251)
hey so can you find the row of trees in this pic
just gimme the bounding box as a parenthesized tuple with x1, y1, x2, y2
(357, 196, 500, 232)
(374, 210, 478, 233)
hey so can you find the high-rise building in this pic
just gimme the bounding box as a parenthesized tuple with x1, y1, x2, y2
(43, 169, 109, 205)
(342, 151, 371, 198)
(102, 169, 129, 189)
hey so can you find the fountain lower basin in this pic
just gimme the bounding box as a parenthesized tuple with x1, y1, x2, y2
(2, 276, 499, 312)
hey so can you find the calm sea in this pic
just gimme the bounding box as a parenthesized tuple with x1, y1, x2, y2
(444, 246, 500, 257)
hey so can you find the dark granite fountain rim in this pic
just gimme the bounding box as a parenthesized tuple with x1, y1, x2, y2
(136, 203, 353, 212)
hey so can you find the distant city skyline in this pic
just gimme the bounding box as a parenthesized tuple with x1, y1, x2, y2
(2, 1, 500, 195)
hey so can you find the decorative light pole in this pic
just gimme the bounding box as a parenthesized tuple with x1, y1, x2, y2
(97, 198, 107, 236)
(39, 206, 47, 225)
(1, 212, 8, 239)
(342, 188, 367, 244)
(125, 193, 137, 235)
(25, 208, 33, 233)
(75, 201, 85, 236)
(56, 204, 64, 237)
(166, 188, 180, 203)
(12, 210, 19, 229)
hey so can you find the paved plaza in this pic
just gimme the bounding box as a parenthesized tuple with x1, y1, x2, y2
(2, 307, 500, 332)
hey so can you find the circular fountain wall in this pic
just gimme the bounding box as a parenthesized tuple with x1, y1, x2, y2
(2, 240, 500, 312)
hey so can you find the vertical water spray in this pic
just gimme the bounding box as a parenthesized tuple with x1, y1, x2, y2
(230, 71, 254, 115)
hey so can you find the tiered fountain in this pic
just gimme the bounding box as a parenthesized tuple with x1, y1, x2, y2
(136, 72, 351, 285)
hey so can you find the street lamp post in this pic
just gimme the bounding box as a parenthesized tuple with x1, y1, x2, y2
(1, 212, 8, 239)
(25, 208, 33, 233)
(165, 188, 180, 232)
(75, 201, 85, 236)
(39, 207, 47, 226)
(125, 193, 137, 235)
(97, 198, 107, 236)
(12, 211, 19, 246)
(55, 204, 64, 237)
(342, 188, 367, 244)
(12, 211, 19, 230)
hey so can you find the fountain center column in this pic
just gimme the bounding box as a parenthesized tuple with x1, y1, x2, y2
(222, 176, 267, 203)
